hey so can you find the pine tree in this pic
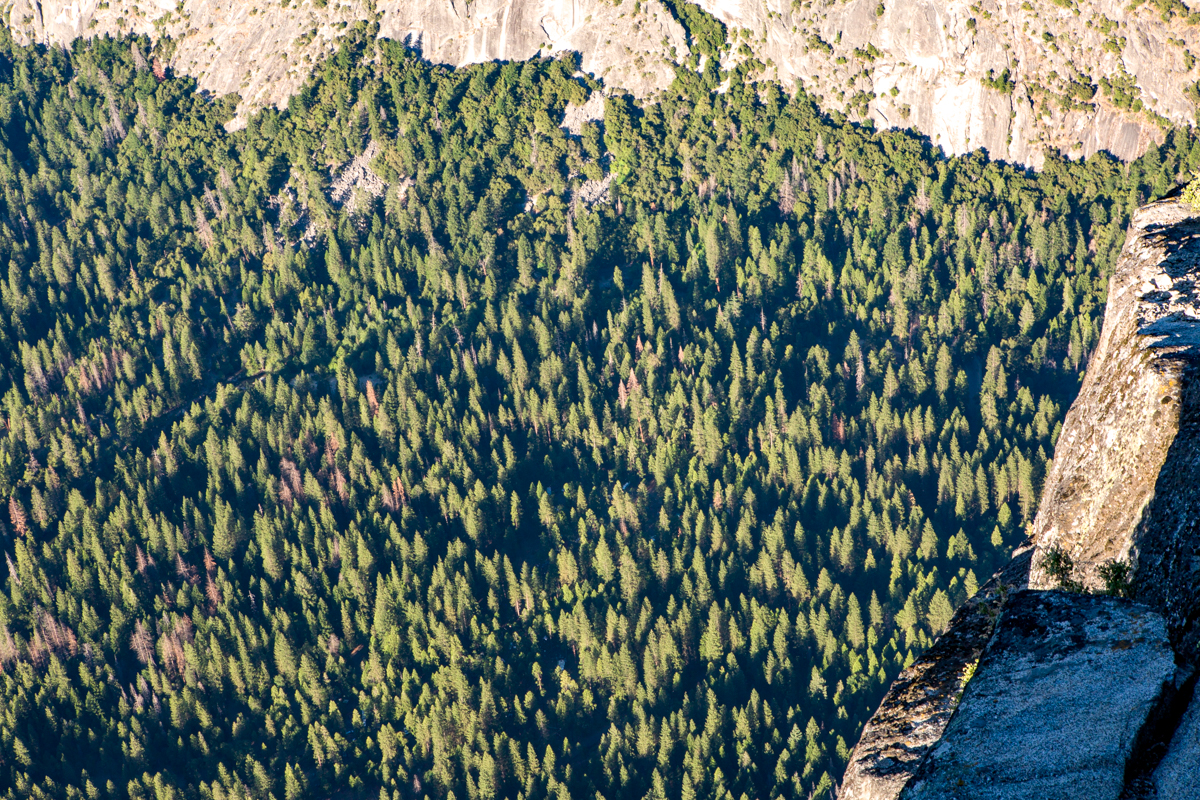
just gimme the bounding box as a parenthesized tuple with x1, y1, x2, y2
(845, 593, 865, 649)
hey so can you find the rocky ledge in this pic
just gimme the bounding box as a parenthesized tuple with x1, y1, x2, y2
(839, 547, 1034, 800)
(903, 591, 1178, 800)
(842, 198, 1200, 800)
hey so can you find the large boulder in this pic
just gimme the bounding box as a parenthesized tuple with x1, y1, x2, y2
(901, 591, 1175, 800)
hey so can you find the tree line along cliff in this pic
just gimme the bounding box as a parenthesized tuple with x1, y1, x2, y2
(10, 0, 1200, 167)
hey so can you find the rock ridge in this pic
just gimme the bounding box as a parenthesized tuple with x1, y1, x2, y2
(838, 546, 1033, 800)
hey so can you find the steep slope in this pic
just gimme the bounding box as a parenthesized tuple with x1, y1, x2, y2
(7, 0, 690, 127)
(839, 547, 1036, 800)
(8, 0, 1200, 166)
(695, 0, 1198, 167)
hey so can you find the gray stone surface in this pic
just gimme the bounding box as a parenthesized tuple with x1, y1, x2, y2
(1153, 687, 1200, 799)
(839, 547, 1032, 800)
(1029, 200, 1200, 593)
(1026, 198, 1200, 655)
(900, 591, 1175, 800)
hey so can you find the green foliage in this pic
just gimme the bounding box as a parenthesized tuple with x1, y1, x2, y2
(1065, 78, 1096, 103)
(853, 44, 882, 62)
(1041, 546, 1085, 593)
(1099, 559, 1133, 598)
(807, 34, 834, 55)
(1128, 0, 1199, 23)
(1100, 69, 1143, 112)
(981, 68, 1015, 94)
(660, 0, 728, 58)
(0, 22, 1189, 800)
(1183, 171, 1200, 207)
(1102, 34, 1127, 55)
(1186, 81, 1200, 109)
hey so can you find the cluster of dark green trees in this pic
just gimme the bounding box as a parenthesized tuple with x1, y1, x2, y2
(0, 22, 1193, 800)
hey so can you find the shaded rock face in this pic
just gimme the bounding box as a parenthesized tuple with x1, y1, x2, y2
(1028, 198, 1200, 652)
(1154, 685, 1200, 799)
(9, 0, 1200, 164)
(900, 591, 1176, 800)
(841, 574, 1183, 800)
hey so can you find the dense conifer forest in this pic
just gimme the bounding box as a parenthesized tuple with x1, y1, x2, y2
(0, 22, 1193, 800)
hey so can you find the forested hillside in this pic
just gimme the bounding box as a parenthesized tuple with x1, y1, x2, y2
(0, 25, 1191, 800)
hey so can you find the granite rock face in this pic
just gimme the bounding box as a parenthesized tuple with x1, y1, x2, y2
(8, 0, 1200, 164)
(692, 0, 1192, 167)
(1028, 198, 1200, 653)
(1028, 199, 1200, 589)
(900, 591, 1176, 800)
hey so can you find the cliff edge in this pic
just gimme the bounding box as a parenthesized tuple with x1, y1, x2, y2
(1028, 197, 1200, 656)
(843, 197, 1200, 800)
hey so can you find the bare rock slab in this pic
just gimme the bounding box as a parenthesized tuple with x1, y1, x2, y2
(901, 591, 1175, 800)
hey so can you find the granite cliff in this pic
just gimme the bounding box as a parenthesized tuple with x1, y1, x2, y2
(5, 0, 689, 129)
(691, 0, 1199, 167)
(842, 196, 1200, 800)
(7, 0, 1200, 166)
